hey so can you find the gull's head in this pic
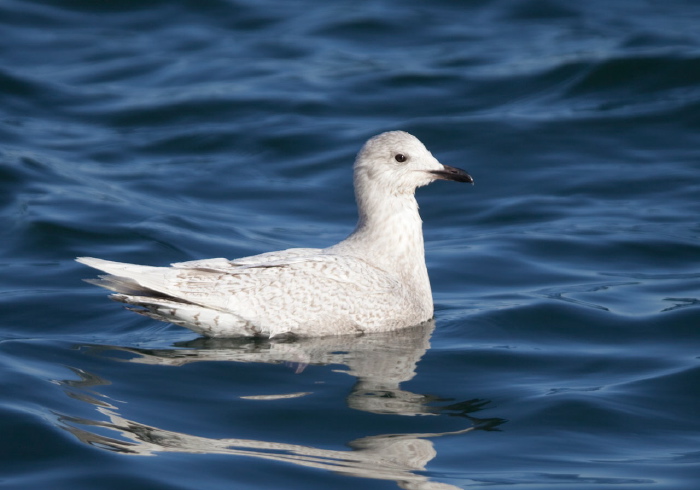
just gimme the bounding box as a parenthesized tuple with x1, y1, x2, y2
(354, 131, 473, 195)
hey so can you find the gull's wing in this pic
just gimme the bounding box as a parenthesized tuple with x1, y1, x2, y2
(170, 248, 323, 272)
(77, 253, 403, 337)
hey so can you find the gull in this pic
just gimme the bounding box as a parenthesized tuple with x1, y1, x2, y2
(77, 131, 473, 338)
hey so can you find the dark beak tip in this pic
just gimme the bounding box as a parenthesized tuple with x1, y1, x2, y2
(431, 165, 474, 184)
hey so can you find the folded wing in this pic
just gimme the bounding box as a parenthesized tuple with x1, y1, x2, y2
(77, 253, 402, 337)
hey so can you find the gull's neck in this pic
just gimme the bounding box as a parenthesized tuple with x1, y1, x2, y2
(329, 179, 432, 300)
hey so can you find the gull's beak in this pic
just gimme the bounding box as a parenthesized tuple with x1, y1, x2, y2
(430, 165, 474, 184)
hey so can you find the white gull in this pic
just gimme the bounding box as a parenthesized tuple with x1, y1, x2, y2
(77, 131, 473, 338)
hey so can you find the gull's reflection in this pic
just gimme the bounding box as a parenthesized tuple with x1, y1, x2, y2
(57, 321, 505, 489)
(58, 404, 482, 489)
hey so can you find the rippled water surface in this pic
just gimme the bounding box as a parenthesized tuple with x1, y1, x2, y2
(2, 1, 699, 488)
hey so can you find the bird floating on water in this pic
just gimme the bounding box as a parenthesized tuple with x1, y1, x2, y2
(78, 131, 473, 338)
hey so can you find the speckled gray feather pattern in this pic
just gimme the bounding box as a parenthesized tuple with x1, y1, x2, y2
(77, 131, 472, 338)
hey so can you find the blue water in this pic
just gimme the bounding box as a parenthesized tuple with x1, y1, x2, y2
(1, 0, 699, 488)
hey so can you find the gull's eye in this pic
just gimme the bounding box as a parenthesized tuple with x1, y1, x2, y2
(394, 153, 407, 163)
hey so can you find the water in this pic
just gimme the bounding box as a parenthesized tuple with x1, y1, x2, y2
(1, 0, 699, 488)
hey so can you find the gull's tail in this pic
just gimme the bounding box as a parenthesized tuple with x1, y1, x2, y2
(77, 257, 258, 337)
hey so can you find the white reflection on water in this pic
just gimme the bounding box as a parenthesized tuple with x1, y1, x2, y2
(55, 322, 504, 489)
